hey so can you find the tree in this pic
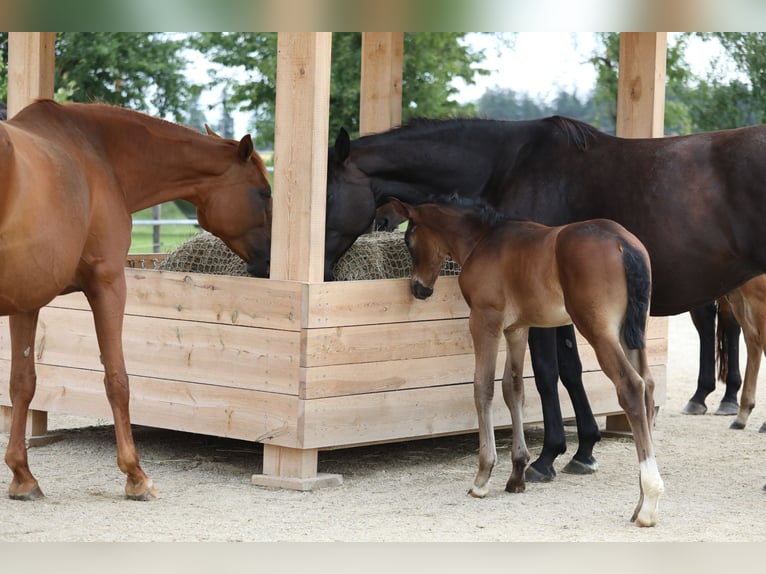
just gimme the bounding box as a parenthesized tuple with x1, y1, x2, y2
(189, 32, 491, 147)
(0, 32, 195, 123)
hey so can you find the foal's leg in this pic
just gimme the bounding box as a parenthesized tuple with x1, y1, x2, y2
(467, 310, 502, 498)
(555, 325, 600, 474)
(590, 337, 663, 527)
(84, 269, 157, 500)
(502, 328, 531, 493)
(4, 310, 44, 500)
(683, 303, 717, 415)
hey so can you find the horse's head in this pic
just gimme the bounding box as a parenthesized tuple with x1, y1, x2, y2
(324, 127, 377, 278)
(389, 199, 447, 300)
(195, 131, 272, 277)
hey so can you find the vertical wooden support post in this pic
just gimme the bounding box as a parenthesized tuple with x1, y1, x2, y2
(607, 32, 668, 434)
(360, 32, 404, 136)
(2, 33, 56, 438)
(252, 33, 341, 491)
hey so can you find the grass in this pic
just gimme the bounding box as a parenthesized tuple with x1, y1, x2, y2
(130, 201, 201, 254)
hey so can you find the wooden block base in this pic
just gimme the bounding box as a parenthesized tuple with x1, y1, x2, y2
(251, 472, 343, 491)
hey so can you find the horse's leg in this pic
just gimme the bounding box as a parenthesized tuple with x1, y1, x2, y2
(4, 310, 44, 500)
(502, 328, 531, 493)
(682, 302, 717, 414)
(467, 310, 502, 498)
(726, 289, 760, 431)
(555, 324, 600, 475)
(84, 270, 157, 500)
(590, 338, 663, 527)
(524, 327, 566, 482)
(715, 296, 742, 415)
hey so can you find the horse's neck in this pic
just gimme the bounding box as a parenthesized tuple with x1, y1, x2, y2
(355, 122, 515, 202)
(61, 104, 217, 212)
(435, 214, 487, 266)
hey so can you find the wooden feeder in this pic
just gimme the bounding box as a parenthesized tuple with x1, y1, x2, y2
(0, 32, 669, 489)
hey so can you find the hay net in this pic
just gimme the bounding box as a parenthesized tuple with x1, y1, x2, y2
(156, 230, 461, 280)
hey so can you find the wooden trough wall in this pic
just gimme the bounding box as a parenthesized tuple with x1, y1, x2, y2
(0, 266, 668, 488)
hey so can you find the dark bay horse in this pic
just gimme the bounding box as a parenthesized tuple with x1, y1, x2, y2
(1, 99, 272, 501)
(318, 117, 766, 482)
(390, 198, 661, 526)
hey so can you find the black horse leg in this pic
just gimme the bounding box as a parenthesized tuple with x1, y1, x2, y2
(525, 327, 567, 482)
(555, 324, 600, 474)
(683, 302, 717, 414)
(715, 299, 741, 415)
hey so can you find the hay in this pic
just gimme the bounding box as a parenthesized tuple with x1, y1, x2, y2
(155, 230, 461, 280)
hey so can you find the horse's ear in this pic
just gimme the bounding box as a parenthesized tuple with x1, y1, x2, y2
(204, 124, 222, 138)
(238, 134, 254, 160)
(334, 127, 351, 163)
(388, 198, 412, 221)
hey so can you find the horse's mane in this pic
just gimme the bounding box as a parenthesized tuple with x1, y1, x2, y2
(544, 115, 605, 151)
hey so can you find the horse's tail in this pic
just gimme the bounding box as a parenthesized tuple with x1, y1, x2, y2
(715, 297, 738, 382)
(621, 240, 652, 350)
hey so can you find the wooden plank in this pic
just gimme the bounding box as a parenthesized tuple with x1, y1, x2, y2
(7, 32, 55, 117)
(616, 33, 667, 138)
(45, 269, 304, 332)
(271, 32, 333, 282)
(300, 369, 657, 449)
(0, 362, 302, 448)
(0, 308, 301, 395)
(304, 276, 469, 328)
(302, 313, 668, 368)
(301, 335, 667, 399)
(360, 32, 404, 136)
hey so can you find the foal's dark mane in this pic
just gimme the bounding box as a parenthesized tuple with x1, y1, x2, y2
(424, 194, 520, 227)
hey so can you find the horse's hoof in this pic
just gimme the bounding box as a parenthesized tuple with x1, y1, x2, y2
(715, 401, 739, 416)
(504, 481, 526, 494)
(525, 463, 555, 483)
(729, 420, 746, 430)
(9, 484, 44, 501)
(467, 486, 488, 499)
(681, 400, 707, 415)
(562, 457, 599, 475)
(125, 480, 159, 501)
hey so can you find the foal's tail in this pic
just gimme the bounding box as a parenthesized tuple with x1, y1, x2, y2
(621, 241, 652, 350)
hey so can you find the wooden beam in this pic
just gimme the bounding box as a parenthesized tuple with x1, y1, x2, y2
(360, 32, 404, 136)
(7, 32, 56, 117)
(270, 33, 333, 282)
(616, 32, 667, 138)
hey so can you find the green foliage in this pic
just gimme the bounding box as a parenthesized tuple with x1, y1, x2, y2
(188, 32, 487, 147)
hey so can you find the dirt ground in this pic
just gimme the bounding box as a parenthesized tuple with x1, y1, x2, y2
(1, 314, 765, 543)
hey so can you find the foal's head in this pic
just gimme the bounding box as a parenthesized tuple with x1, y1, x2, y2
(195, 132, 273, 277)
(390, 199, 454, 300)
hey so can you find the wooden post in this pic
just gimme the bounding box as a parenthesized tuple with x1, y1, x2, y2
(2, 33, 56, 438)
(360, 32, 404, 136)
(616, 32, 667, 138)
(268, 32, 333, 284)
(608, 32, 668, 434)
(252, 33, 341, 491)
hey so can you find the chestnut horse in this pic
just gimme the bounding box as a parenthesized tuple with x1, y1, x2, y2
(390, 198, 661, 526)
(1, 100, 272, 501)
(315, 117, 766, 484)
